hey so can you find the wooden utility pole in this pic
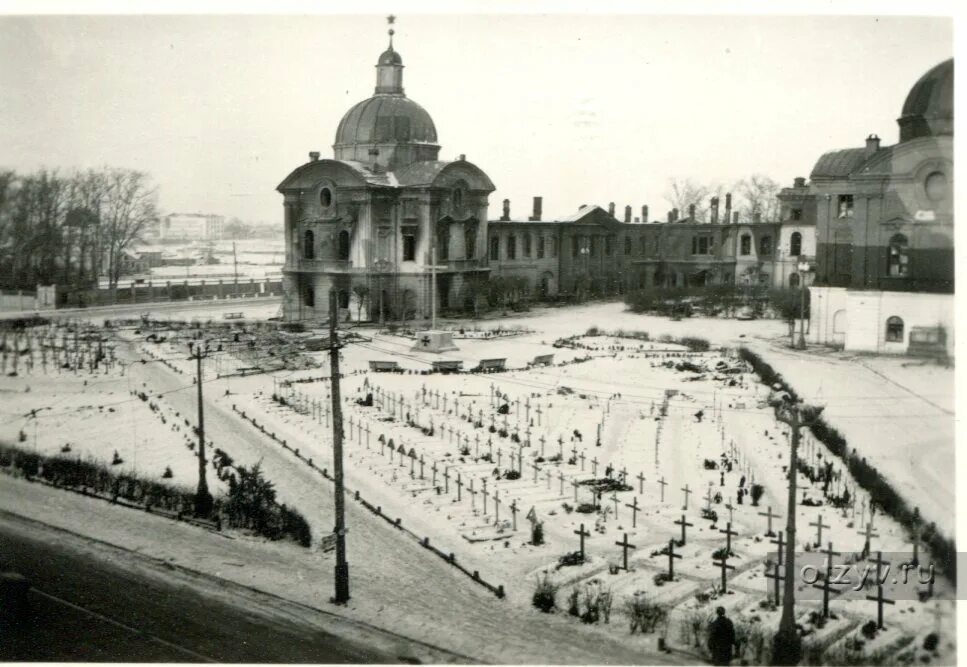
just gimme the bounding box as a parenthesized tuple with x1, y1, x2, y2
(771, 396, 823, 665)
(189, 342, 213, 517)
(329, 291, 350, 603)
(232, 241, 239, 297)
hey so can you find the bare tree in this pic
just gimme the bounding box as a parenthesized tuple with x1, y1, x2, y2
(734, 174, 781, 223)
(101, 168, 158, 288)
(662, 178, 727, 222)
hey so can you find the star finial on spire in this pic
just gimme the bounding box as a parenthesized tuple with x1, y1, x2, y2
(387, 15, 396, 47)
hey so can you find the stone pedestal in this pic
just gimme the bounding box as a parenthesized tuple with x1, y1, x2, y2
(411, 330, 459, 354)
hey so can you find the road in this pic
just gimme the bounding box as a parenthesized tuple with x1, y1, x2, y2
(0, 513, 424, 663)
(0, 295, 282, 322)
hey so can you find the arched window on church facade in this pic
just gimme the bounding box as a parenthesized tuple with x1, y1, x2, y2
(886, 316, 904, 343)
(790, 231, 802, 257)
(303, 229, 315, 260)
(888, 234, 909, 277)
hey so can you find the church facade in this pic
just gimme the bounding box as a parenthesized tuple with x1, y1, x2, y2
(806, 59, 954, 356)
(278, 30, 495, 323)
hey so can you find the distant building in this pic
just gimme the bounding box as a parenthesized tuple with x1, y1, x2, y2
(162, 213, 225, 240)
(805, 59, 953, 356)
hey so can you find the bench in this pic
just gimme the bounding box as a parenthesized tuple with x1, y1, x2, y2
(223, 312, 244, 320)
(432, 360, 463, 374)
(474, 358, 506, 372)
(529, 353, 554, 367)
(369, 360, 401, 372)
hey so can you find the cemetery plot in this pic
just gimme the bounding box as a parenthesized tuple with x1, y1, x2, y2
(228, 330, 954, 664)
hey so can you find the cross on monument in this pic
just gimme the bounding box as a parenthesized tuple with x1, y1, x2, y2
(812, 541, 842, 618)
(719, 522, 738, 555)
(615, 533, 637, 571)
(712, 550, 736, 593)
(658, 476, 667, 503)
(574, 523, 591, 560)
(866, 551, 895, 629)
(674, 514, 694, 545)
(681, 483, 692, 510)
(758, 505, 781, 536)
(637, 471, 645, 494)
(666, 538, 682, 579)
(809, 514, 830, 546)
(626, 496, 641, 528)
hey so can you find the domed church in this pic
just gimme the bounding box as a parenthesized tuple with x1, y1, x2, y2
(278, 18, 495, 323)
(807, 59, 954, 356)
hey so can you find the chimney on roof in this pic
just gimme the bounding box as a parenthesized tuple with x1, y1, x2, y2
(624, 205, 632, 223)
(642, 205, 649, 223)
(667, 210, 673, 223)
(308, 151, 320, 162)
(608, 202, 616, 217)
(501, 199, 510, 221)
(732, 211, 739, 224)
(794, 176, 806, 188)
(672, 208, 679, 222)
(724, 193, 732, 226)
(528, 196, 543, 222)
(458, 153, 466, 161)
(710, 196, 720, 224)
(865, 134, 880, 156)
(688, 204, 696, 221)
(753, 211, 762, 224)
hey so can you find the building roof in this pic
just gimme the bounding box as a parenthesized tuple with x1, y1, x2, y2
(334, 95, 438, 147)
(899, 58, 953, 142)
(809, 148, 870, 179)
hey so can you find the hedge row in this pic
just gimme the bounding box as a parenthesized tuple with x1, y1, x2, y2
(0, 442, 311, 548)
(737, 347, 956, 583)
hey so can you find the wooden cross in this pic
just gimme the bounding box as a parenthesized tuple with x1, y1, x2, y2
(558, 469, 566, 496)
(545, 468, 553, 490)
(357, 419, 363, 443)
(510, 500, 518, 531)
(809, 514, 830, 547)
(666, 538, 682, 579)
(724, 503, 735, 525)
(610, 492, 620, 518)
(347, 415, 354, 440)
(866, 551, 895, 629)
(615, 533, 636, 571)
(558, 437, 564, 459)
(713, 550, 736, 593)
(455, 473, 462, 501)
(909, 519, 922, 566)
(764, 559, 783, 606)
(442, 394, 448, 412)
(419, 454, 425, 480)
(570, 443, 578, 462)
(494, 489, 500, 522)
(704, 486, 713, 512)
(681, 483, 692, 510)
(619, 467, 628, 484)
(574, 523, 590, 559)
(364, 423, 370, 449)
(578, 451, 586, 471)
(482, 486, 489, 514)
(770, 530, 785, 567)
(536, 404, 543, 425)
(443, 466, 450, 494)
(496, 448, 503, 468)
(525, 397, 531, 423)
(517, 446, 524, 474)
(637, 471, 645, 494)
(431, 460, 438, 486)
(408, 450, 416, 476)
(468, 478, 477, 510)
(532, 460, 541, 483)
(591, 456, 599, 476)
(813, 541, 841, 618)
(626, 496, 640, 528)
(758, 506, 781, 536)
(572, 478, 580, 503)
(719, 522, 738, 555)
(858, 521, 880, 558)
(658, 476, 667, 502)
(674, 514, 694, 545)
(539, 435, 546, 457)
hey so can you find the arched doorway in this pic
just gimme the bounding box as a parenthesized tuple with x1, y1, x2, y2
(539, 271, 556, 298)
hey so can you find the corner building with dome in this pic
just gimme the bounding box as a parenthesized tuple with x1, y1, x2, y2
(277, 33, 495, 322)
(806, 59, 954, 356)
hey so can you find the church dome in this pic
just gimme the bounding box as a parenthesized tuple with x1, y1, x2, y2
(898, 58, 953, 142)
(334, 95, 438, 146)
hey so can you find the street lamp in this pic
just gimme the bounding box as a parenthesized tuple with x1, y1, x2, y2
(187, 339, 214, 517)
(579, 245, 590, 300)
(796, 259, 813, 350)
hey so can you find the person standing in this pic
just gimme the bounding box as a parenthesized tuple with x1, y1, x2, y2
(707, 606, 738, 666)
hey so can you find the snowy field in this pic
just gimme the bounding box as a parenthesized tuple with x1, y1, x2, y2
(1, 301, 955, 664)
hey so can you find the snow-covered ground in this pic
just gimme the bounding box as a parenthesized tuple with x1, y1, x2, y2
(1, 301, 955, 664)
